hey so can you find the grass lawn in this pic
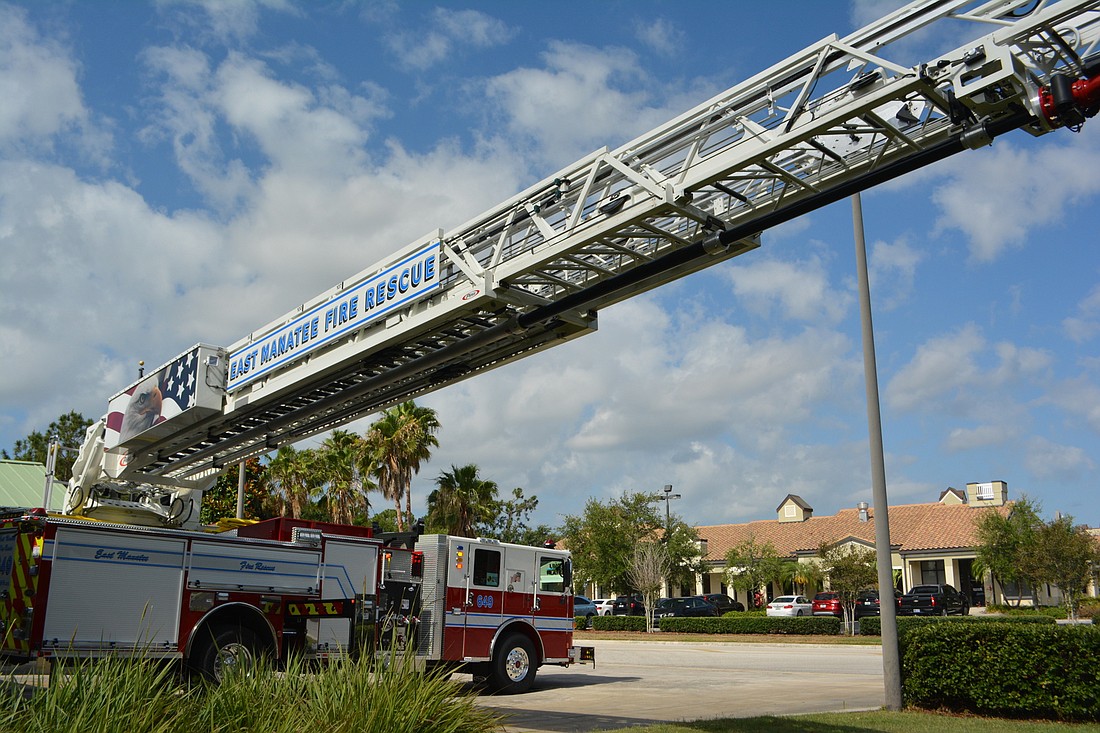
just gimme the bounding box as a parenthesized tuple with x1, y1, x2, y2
(601, 709, 1100, 732)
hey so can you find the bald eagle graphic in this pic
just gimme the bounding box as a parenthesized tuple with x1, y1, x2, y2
(119, 376, 164, 443)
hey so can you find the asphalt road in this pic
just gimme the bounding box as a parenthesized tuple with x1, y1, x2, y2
(467, 639, 886, 732)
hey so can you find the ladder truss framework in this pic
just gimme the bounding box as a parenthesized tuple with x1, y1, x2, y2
(97, 0, 1100, 490)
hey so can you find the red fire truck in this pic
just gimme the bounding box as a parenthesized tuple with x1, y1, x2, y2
(0, 510, 590, 693)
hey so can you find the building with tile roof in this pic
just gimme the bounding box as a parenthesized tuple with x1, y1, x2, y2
(688, 480, 1073, 609)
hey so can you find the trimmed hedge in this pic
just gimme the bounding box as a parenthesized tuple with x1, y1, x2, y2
(590, 614, 647, 632)
(658, 615, 841, 635)
(858, 614, 1056, 636)
(901, 623, 1100, 721)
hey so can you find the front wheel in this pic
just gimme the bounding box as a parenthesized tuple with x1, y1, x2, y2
(489, 633, 537, 694)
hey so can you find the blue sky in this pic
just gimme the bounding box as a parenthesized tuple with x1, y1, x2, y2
(1, 0, 1098, 530)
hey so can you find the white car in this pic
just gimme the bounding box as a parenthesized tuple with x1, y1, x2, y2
(765, 595, 812, 617)
(593, 598, 616, 616)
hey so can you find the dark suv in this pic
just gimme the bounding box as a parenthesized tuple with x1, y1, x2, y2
(855, 588, 902, 618)
(611, 594, 646, 616)
(696, 593, 744, 614)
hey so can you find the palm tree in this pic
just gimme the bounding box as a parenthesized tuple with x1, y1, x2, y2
(394, 401, 440, 523)
(264, 445, 317, 519)
(428, 464, 498, 536)
(318, 430, 373, 524)
(365, 401, 439, 531)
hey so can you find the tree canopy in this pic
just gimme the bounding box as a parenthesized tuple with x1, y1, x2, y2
(3, 411, 93, 482)
(561, 492, 699, 595)
(724, 536, 785, 607)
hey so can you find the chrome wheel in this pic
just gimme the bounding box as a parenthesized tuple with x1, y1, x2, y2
(213, 640, 256, 680)
(504, 644, 531, 682)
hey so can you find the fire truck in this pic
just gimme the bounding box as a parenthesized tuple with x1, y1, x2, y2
(4, 0, 1100, 693)
(0, 510, 587, 692)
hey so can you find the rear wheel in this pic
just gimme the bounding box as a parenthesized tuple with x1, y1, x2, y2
(189, 624, 265, 683)
(489, 633, 537, 694)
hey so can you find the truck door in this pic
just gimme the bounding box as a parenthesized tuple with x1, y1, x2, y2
(535, 551, 572, 660)
(450, 539, 504, 661)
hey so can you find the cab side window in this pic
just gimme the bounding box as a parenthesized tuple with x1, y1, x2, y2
(538, 556, 565, 593)
(473, 548, 501, 587)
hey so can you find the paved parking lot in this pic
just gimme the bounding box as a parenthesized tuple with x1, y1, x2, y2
(469, 639, 886, 732)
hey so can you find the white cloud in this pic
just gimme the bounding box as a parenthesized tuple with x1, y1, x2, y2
(1025, 436, 1096, 481)
(944, 423, 1019, 452)
(725, 255, 850, 324)
(386, 8, 515, 71)
(154, 0, 300, 45)
(886, 324, 1051, 413)
(482, 41, 651, 165)
(930, 135, 1100, 262)
(0, 4, 98, 154)
(869, 236, 923, 309)
(1064, 284, 1100, 343)
(633, 18, 684, 57)
(1045, 376, 1100, 433)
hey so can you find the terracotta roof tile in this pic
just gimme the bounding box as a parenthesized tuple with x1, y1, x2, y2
(697, 501, 1012, 561)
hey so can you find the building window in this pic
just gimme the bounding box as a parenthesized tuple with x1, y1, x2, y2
(1001, 579, 1032, 599)
(784, 504, 796, 517)
(919, 560, 945, 585)
(975, 483, 994, 500)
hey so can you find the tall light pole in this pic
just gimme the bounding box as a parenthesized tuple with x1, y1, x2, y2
(852, 192, 901, 710)
(660, 484, 681, 534)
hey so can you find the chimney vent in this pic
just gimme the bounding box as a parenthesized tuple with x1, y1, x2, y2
(857, 501, 869, 522)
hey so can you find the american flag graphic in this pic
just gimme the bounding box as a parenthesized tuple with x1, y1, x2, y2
(105, 348, 199, 448)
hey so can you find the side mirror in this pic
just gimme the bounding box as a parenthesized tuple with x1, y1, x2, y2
(563, 558, 573, 588)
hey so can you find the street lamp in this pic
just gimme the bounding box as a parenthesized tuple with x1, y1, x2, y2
(659, 484, 681, 532)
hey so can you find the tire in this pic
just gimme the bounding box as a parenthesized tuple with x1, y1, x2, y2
(489, 633, 537, 694)
(189, 623, 264, 683)
(796, 610, 804, 617)
(962, 604, 970, 616)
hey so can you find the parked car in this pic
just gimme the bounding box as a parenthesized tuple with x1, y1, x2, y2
(653, 596, 719, 619)
(574, 595, 598, 621)
(897, 584, 969, 616)
(765, 595, 812, 617)
(612, 594, 646, 616)
(855, 588, 902, 618)
(696, 593, 744, 614)
(811, 591, 842, 618)
(593, 598, 616, 616)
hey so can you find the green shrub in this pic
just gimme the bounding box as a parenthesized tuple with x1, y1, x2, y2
(901, 623, 1100, 721)
(591, 614, 647, 631)
(858, 614, 1055, 636)
(658, 615, 841, 635)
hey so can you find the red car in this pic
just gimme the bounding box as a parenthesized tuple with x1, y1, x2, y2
(811, 591, 842, 618)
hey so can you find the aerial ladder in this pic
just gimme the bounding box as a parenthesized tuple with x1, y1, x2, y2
(64, 0, 1100, 528)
